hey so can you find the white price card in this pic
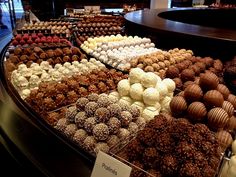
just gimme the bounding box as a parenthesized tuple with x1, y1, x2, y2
(91, 151, 132, 177)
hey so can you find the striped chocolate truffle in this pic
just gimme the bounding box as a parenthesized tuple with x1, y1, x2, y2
(225, 116, 236, 131)
(187, 102, 207, 122)
(203, 90, 224, 108)
(222, 101, 234, 117)
(199, 72, 219, 91)
(208, 108, 229, 129)
(170, 96, 187, 116)
(227, 94, 236, 109)
(216, 130, 233, 151)
(184, 84, 203, 102)
(217, 84, 230, 100)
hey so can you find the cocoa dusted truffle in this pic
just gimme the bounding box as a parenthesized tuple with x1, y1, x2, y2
(73, 129, 88, 144)
(65, 106, 77, 123)
(107, 117, 121, 134)
(64, 124, 77, 138)
(85, 102, 98, 116)
(76, 97, 89, 111)
(120, 111, 132, 127)
(160, 154, 178, 176)
(179, 162, 201, 177)
(93, 123, 109, 141)
(84, 117, 97, 133)
(75, 111, 87, 128)
(95, 107, 111, 123)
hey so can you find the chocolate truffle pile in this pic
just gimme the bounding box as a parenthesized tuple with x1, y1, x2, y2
(6, 46, 85, 71)
(119, 114, 221, 177)
(19, 21, 73, 35)
(166, 56, 224, 92)
(54, 93, 145, 155)
(224, 56, 236, 94)
(129, 48, 193, 77)
(25, 68, 128, 115)
(75, 15, 124, 45)
(170, 71, 236, 149)
(10, 59, 106, 99)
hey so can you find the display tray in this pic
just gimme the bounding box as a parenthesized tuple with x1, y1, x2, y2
(0, 44, 96, 163)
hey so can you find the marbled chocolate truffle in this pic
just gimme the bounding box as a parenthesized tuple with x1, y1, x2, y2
(85, 102, 98, 116)
(73, 129, 88, 144)
(64, 124, 77, 138)
(54, 118, 68, 132)
(75, 111, 87, 128)
(203, 90, 224, 108)
(107, 117, 121, 134)
(199, 72, 219, 91)
(170, 96, 187, 116)
(180, 69, 195, 82)
(84, 117, 97, 133)
(94, 142, 110, 154)
(93, 123, 109, 141)
(120, 111, 132, 127)
(187, 102, 207, 122)
(76, 97, 89, 111)
(184, 84, 203, 102)
(87, 93, 99, 102)
(107, 103, 122, 117)
(95, 107, 111, 123)
(83, 136, 97, 152)
(65, 106, 77, 123)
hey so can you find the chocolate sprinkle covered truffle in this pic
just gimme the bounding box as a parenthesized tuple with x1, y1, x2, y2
(107, 117, 121, 134)
(54, 118, 68, 132)
(65, 106, 77, 123)
(73, 129, 88, 144)
(107, 103, 122, 117)
(83, 136, 97, 152)
(87, 93, 99, 102)
(76, 97, 89, 111)
(97, 96, 111, 107)
(94, 142, 110, 154)
(85, 102, 98, 117)
(93, 123, 109, 141)
(95, 107, 111, 123)
(64, 124, 77, 138)
(120, 111, 132, 127)
(84, 117, 97, 133)
(75, 111, 87, 128)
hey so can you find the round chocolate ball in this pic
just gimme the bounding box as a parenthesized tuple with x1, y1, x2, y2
(94, 142, 110, 154)
(54, 118, 68, 132)
(165, 66, 180, 79)
(107, 103, 122, 117)
(170, 96, 188, 116)
(216, 130, 233, 151)
(93, 123, 109, 141)
(76, 97, 89, 111)
(184, 84, 203, 102)
(84, 117, 97, 133)
(107, 135, 119, 147)
(83, 136, 97, 152)
(107, 117, 121, 134)
(128, 105, 140, 119)
(217, 84, 230, 100)
(222, 101, 234, 117)
(65, 106, 77, 123)
(180, 69, 195, 82)
(85, 102, 98, 117)
(173, 78, 183, 90)
(75, 111, 87, 128)
(208, 107, 229, 129)
(187, 102, 207, 122)
(64, 124, 77, 138)
(87, 93, 99, 102)
(199, 72, 219, 91)
(73, 129, 88, 144)
(120, 111, 132, 127)
(128, 122, 139, 134)
(95, 107, 111, 123)
(203, 90, 224, 108)
(118, 128, 130, 139)
(97, 96, 111, 107)
(227, 94, 236, 109)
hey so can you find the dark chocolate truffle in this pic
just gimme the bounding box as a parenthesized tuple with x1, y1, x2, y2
(64, 124, 77, 138)
(95, 107, 111, 123)
(84, 117, 97, 133)
(120, 111, 132, 127)
(85, 102, 98, 117)
(93, 123, 109, 141)
(75, 111, 87, 128)
(65, 106, 77, 123)
(107, 117, 121, 134)
(73, 129, 88, 144)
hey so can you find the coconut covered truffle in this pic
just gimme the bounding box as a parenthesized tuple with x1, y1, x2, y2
(141, 72, 158, 88)
(93, 123, 109, 141)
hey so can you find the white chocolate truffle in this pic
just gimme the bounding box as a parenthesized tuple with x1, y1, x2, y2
(117, 79, 130, 96)
(143, 88, 160, 106)
(141, 72, 158, 88)
(130, 83, 144, 101)
(41, 72, 51, 82)
(227, 166, 236, 177)
(154, 102, 161, 112)
(132, 101, 145, 112)
(162, 78, 176, 92)
(119, 96, 133, 106)
(129, 68, 145, 84)
(161, 96, 172, 113)
(29, 75, 40, 87)
(63, 62, 71, 68)
(31, 65, 43, 75)
(230, 156, 236, 167)
(19, 67, 32, 78)
(142, 106, 160, 122)
(156, 82, 168, 99)
(16, 76, 29, 89)
(21, 89, 31, 99)
(232, 140, 236, 154)
(40, 61, 51, 70)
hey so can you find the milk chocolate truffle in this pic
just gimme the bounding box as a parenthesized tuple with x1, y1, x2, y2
(183, 81, 194, 90)
(85, 102, 98, 116)
(173, 78, 183, 90)
(208, 107, 229, 129)
(65, 106, 77, 123)
(93, 123, 109, 141)
(189, 65, 200, 76)
(222, 101, 234, 117)
(95, 107, 110, 123)
(75, 111, 87, 128)
(199, 72, 219, 91)
(165, 66, 180, 79)
(225, 116, 236, 131)
(76, 97, 89, 111)
(120, 111, 132, 127)
(64, 124, 77, 138)
(84, 117, 97, 133)
(203, 90, 224, 108)
(227, 94, 236, 109)
(184, 84, 203, 102)
(180, 69, 195, 82)
(55, 118, 68, 132)
(83, 136, 97, 152)
(107, 104, 122, 117)
(94, 142, 110, 154)
(217, 84, 230, 100)
(73, 129, 88, 144)
(216, 130, 233, 150)
(170, 96, 187, 116)
(107, 117, 121, 134)
(188, 102, 207, 122)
